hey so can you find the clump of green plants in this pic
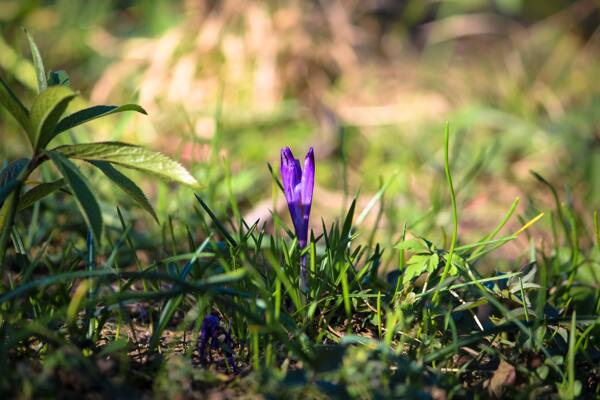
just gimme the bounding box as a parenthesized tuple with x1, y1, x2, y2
(0, 31, 199, 267)
(1, 31, 599, 400)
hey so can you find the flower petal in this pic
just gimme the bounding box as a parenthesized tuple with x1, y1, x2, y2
(280, 147, 303, 235)
(296, 147, 314, 248)
(280, 148, 296, 203)
(301, 147, 315, 213)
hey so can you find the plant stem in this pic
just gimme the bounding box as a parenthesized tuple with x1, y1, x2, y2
(0, 181, 24, 273)
(0, 158, 36, 275)
(432, 122, 458, 305)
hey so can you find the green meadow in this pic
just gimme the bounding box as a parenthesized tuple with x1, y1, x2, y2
(1, 1, 599, 398)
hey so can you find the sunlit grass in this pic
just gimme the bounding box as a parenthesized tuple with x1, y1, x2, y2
(1, 1, 599, 398)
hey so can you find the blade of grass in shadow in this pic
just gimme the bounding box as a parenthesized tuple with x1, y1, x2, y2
(423, 316, 599, 364)
(0, 269, 246, 305)
(149, 236, 212, 351)
(264, 251, 302, 312)
(195, 194, 237, 247)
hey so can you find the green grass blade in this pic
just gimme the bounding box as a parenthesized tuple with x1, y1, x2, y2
(433, 122, 458, 305)
(194, 194, 237, 246)
(149, 237, 212, 351)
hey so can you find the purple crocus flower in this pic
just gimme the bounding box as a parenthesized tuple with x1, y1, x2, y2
(197, 314, 237, 373)
(198, 315, 219, 364)
(280, 147, 314, 290)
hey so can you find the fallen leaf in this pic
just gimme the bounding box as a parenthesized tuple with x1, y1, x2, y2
(485, 359, 516, 397)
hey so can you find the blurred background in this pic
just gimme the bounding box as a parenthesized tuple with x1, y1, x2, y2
(1, 0, 599, 268)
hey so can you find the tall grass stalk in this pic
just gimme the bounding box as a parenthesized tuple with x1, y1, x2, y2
(432, 122, 458, 305)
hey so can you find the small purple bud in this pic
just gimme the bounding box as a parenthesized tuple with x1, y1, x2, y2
(197, 314, 237, 374)
(280, 147, 315, 290)
(198, 315, 219, 364)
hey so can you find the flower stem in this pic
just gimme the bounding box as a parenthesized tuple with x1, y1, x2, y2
(0, 159, 35, 276)
(300, 254, 308, 294)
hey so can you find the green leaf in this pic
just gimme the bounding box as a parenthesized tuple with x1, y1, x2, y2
(0, 158, 30, 189)
(395, 239, 427, 252)
(47, 151, 102, 243)
(453, 298, 488, 312)
(441, 253, 462, 276)
(0, 77, 32, 141)
(89, 161, 158, 222)
(0, 180, 21, 208)
(55, 142, 200, 189)
(0, 158, 29, 208)
(31, 86, 77, 149)
(402, 254, 430, 284)
(0, 159, 29, 254)
(536, 365, 549, 380)
(427, 252, 440, 273)
(17, 179, 66, 211)
(47, 70, 70, 87)
(23, 28, 47, 93)
(53, 104, 146, 140)
(98, 338, 130, 357)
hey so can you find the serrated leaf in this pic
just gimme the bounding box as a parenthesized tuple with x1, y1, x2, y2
(55, 142, 200, 189)
(427, 252, 440, 273)
(89, 161, 158, 222)
(18, 179, 66, 211)
(0, 77, 32, 141)
(47, 70, 70, 87)
(395, 238, 427, 252)
(442, 253, 463, 276)
(31, 86, 77, 149)
(47, 151, 102, 244)
(402, 254, 430, 284)
(53, 104, 146, 139)
(24, 28, 47, 93)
